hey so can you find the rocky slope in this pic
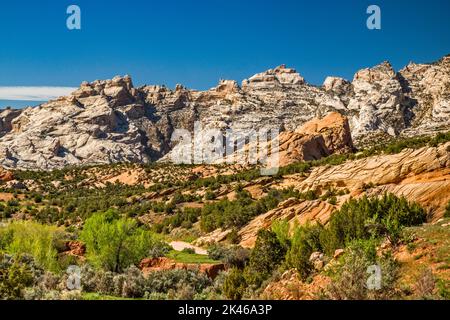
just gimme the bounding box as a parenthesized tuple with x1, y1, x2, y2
(213, 112, 354, 167)
(194, 142, 450, 248)
(0, 55, 449, 170)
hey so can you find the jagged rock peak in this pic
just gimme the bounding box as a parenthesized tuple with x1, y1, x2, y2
(0, 54, 448, 170)
(84, 75, 133, 90)
(353, 61, 396, 82)
(323, 76, 351, 92)
(242, 64, 305, 88)
(213, 80, 240, 93)
(72, 75, 136, 100)
(439, 54, 450, 65)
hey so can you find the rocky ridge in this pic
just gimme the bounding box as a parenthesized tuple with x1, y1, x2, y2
(194, 141, 450, 248)
(0, 55, 449, 170)
(240, 142, 450, 247)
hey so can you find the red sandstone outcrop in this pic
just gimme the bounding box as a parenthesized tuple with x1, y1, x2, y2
(296, 112, 354, 154)
(0, 168, 14, 182)
(58, 241, 86, 263)
(65, 241, 86, 257)
(232, 142, 450, 248)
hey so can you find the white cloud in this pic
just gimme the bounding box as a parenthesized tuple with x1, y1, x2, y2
(0, 87, 77, 101)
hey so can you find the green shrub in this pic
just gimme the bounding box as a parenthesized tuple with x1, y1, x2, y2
(148, 241, 172, 258)
(207, 244, 249, 269)
(120, 266, 146, 298)
(0, 221, 63, 272)
(444, 201, 450, 218)
(280, 194, 426, 280)
(145, 269, 211, 294)
(326, 240, 399, 300)
(271, 220, 291, 250)
(0, 227, 14, 251)
(245, 230, 286, 287)
(223, 268, 247, 300)
(205, 191, 216, 200)
(33, 194, 43, 204)
(286, 223, 324, 280)
(0, 254, 39, 300)
(226, 229, 240, 244)
(436, 278, 450, 300)
(321, 194, 427, 254)
(181, 247, 195, 254)
(328, 196, 337, 205)
(80, 210, 156, 272)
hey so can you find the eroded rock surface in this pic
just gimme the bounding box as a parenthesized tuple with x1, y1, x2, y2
(235, 143, 450, 248)
(0, 55, 448, 170)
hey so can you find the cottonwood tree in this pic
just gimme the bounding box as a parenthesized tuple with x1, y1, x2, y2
(80, 210, 154, 272)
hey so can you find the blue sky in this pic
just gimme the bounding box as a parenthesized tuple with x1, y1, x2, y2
(0, 0, 449, 107)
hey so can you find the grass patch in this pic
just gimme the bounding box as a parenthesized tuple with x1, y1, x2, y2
(82, 292, 139, 300)
(407, 219, 450, 264)
(166, 250, 220, 264)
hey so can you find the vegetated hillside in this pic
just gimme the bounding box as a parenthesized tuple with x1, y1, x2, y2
(0, 131, 449, 300)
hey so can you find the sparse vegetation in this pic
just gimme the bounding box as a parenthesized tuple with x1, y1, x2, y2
(326, 240, 399, 300)
(445, 200, 450, 218)
(0, 130, 448, 300)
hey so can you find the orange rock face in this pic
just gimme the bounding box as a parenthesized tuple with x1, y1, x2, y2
(296, 112, 354, 154)
(65, 241, 86, 256)
(58, 241, 86, 263)
(276, 132, 329, 166)
(272, 112, 354, 166)
(0, 168, 14, 182)
(261, 269, 331, 300)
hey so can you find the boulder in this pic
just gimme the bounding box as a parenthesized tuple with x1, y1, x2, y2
(333, 249, 345, 259)
(65, 241, 86, 256)
(309, 252, 326, 271)
(296, 112, 354, 154)
(0, 168, 14, 182)
(242, 64, 305, 89)
(323, 76, 352, 93)
(309, 252, 324, 262)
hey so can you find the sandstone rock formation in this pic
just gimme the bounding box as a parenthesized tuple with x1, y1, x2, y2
(275, 132, 329, 166)
(214, 112, 353, 167)
(0, 168, 13, 182)
(235, 142, 450, 248)
(64, 241, 86, 257)
(58, 241, 86, 263)
(296, 112, 354, 154)
(0, 55, 448, 170)
(296, 142, 450, 194)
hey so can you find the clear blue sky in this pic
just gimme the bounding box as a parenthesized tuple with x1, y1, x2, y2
(0, 0, 449, 91)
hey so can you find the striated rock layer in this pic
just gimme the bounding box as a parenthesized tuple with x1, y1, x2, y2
(232, 142, 450, 248)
